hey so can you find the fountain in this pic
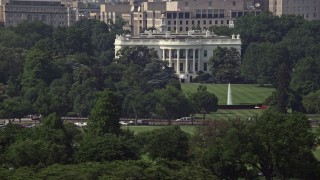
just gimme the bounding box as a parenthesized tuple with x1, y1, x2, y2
(227, 83, 233, 105)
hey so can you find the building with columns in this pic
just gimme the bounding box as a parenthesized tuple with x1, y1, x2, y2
(115, 30, 241, 83)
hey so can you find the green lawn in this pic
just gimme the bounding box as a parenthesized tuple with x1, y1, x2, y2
(182, 83, 275, 105)
(123, 125, 197, 135)
(202, 109, 266, 120)
(314, 146, 320, 161)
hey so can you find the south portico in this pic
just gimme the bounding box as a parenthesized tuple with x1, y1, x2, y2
(160, 47, 204, 83)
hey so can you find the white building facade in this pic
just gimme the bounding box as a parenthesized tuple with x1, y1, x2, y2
(115, 30, 241, 83)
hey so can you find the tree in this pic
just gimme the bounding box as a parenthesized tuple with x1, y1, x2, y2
(6, 113, 79, 167)
(234, 12, 304, 52)
(0, 46, 24, 85)
(0, 97, 32, 119)
(154, 85, 193, 121)
(86, 89, 122, 136)
(302, 90, 320, 114)
(209, 26, 234, 36)
(116, 46, 158, 67)
(190, 71, 211, 83)
(22, 48, 55, 87)
(245, 111, 319, 179)
(75, 132, 139, 163)
(11, 21, 53, 48)
(142, 60, 179, 91)
(209, 47, 241, 83)
(202, 110, 319, 180)
(275, 63, 291, 113)
(291, 57, 320, 95)
(122, 90, 155, 121)
(189, 85, 218, 120)
(241, 42, 290, 85)
(142, 126, 190, 161)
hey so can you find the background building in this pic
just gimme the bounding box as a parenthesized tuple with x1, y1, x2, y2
(115, 30, 242, 83)
(269, 0, 320, 20)
(0, 0, 69, 27)
(101, 0, 263, 35)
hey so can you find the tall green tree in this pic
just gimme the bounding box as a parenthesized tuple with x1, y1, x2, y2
(141, 126, 190, 161)
(154, 85, 193, 121)
(241, 42, 290, 85)
(291, 57, 320, 95)
(209, 47, 241, 83)
(116, 46, 158, 67)
(202, 110, 319, 180)
(189, 85, 218, 120)
(275, 63, 291, 113)
(86, 89, 122, 136)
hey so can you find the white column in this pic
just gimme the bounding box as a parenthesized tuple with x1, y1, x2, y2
(169, 49, 172, 67)
(162, 49, 165, 61)
(198, 49, 201, 71)
(185, 49, 188, 73)
(177, 49, 180, 73)
(192, 49, 196, 72)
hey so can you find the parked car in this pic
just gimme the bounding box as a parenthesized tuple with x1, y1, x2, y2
(175, 117, 193, 121)
(119, 121, 128, 126)
(74, 122, 87, 127)
(137, 120, 149, 125)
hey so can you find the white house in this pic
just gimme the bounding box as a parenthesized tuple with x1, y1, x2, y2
(114, 30, 241, 83)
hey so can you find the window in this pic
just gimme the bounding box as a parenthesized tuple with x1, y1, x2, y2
(185, 2, 188, 7)
(168, 20, 171, 25)
(232, 1, 236, 6)
(215, 20, 218, 24)
(180, 20, 182, 25)
(202, 9, 207, 18)
(192, 20, 194, 25)
(203, 20, 206, 24)
(185, 13, 190, 18)
(186, 20, 189, 25)
(209, 1, 212, 6)
(208, 9, 213, 18)
(209, 20, 212, 24)
(172, 63, 175, 68)
(180, 63, 184, 71)
(196, 10, 201, 18)
(204, 63, 208, 71)
(186, 27, 189, 31)
(179, 13, 184, 18)
(195, 63, 198, 71)
(180, 27, 182, 31)
(167, 13, 172, 19)
(174, 20, 176, 25)
(204, 50, 207, 57)
(221, 20, 224, 24)
(168, 27, 171, 31)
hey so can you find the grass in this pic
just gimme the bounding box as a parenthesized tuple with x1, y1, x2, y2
(181, 83, 275, 105)
(314, 146, 320, 161)
(203, 109, 266, 120)
(123, 125, 197, 135)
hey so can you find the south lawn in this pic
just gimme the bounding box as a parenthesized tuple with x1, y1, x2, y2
(181, 83, 275, 105)
(182, 83, 275, 120)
